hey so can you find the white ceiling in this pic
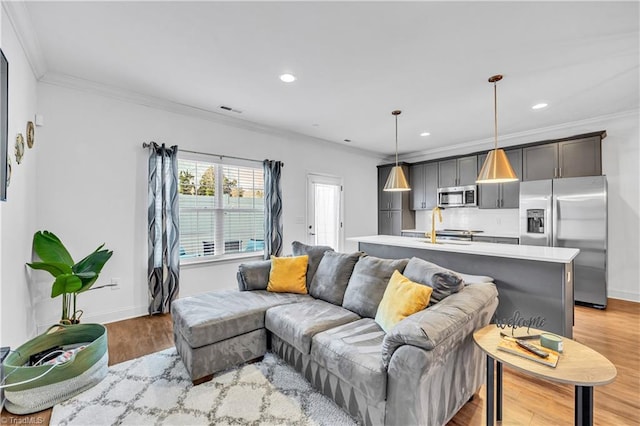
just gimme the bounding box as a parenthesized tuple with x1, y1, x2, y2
(11, 1, 640, 157)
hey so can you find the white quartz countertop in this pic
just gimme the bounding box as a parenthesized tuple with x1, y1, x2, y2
(350, 235, 579, 263)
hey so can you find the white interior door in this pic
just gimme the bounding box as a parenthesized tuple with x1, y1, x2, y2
(307, 174, 343, 251)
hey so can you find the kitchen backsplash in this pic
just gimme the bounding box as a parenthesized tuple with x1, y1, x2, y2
(414, 208, 520, 236)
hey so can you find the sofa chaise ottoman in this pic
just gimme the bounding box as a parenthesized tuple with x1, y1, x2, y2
(171, 242, 498, 425)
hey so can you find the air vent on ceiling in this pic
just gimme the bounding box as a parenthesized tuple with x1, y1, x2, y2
(218, 105, 243, 114)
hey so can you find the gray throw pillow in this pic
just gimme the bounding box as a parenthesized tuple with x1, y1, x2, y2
(342, 256, 409, 318)
(236, 260, 272, 291)
(310, 251, 363, 305)
(291, 241, 334, 288)
(402, 257, 464, 305)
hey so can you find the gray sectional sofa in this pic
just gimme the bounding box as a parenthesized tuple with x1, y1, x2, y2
(171, 242, 498, 426)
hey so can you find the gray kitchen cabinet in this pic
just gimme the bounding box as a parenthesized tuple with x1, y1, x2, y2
(522, 144, 557, 181)
(410, 162, 438, 210)
(501, 149, 523, 208)
(557, 136, 601, 178)
(378, 210, 414, 236)
(378, 165, 402, 210)
(477, 148, 522, 209)
(438, 159, 458, 187)
(410, 164, 425, 210)
(523, 136, 601, 181)
(472, 235, 519, 244)
(438, 155, 478, 187)
(378, 164, 415, 235)
(457, 155, 478, 186)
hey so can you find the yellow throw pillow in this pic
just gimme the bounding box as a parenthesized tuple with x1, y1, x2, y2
(375, 270, 433, 333)
(267, 255, 309, 294)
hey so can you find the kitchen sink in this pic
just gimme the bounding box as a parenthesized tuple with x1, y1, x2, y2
(422, 240, 471, 246)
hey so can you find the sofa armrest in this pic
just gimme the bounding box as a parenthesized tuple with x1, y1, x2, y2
(381, 282, 498, 368)
(236, 260, 272, 291)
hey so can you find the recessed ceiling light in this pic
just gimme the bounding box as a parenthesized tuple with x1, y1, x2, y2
(532, 103, 548, 110)
(420, 132, 431, 137)
(279, 73, 296, 83)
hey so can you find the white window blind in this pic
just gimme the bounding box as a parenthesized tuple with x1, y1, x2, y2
(178, 157, 264, 262)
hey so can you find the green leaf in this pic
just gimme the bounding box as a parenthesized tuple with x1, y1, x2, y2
(32, 231, 74, 266)
(51, 274, 82, 298)
(26, 261, 73, 277)
(73, 248, 113, 293)
(75, 271, 97, 280)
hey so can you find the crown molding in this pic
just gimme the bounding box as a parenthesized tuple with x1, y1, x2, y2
(39, 72, 385, 160)
(2, 1, 48, 79)
(398, 109, 639, 163)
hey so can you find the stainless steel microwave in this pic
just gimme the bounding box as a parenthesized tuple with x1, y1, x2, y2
(437, 185, 477, 207)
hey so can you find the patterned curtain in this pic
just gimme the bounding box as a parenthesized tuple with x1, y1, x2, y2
(263, 160, 284, 259)
(147, 142, 180, 314)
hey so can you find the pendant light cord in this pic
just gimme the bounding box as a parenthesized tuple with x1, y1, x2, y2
(493, 80, 498, 151)
(395, 113, 399, 166)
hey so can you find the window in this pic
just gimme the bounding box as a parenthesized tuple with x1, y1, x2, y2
(177, 156, 264, 262)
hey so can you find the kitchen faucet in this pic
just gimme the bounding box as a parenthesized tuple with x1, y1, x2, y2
(427, 206, 443, 244)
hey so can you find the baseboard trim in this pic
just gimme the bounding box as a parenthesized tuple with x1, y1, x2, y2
(36, 305, 149, 334)
(608, 291, 640, 303)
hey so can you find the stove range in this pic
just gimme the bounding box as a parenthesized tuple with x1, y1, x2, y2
(436, 229, 484, 241)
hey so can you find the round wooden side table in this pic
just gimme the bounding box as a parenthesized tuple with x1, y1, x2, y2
(473, 325, 616, 426)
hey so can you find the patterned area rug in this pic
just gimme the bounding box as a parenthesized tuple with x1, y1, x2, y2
(50, 348, 357, 425)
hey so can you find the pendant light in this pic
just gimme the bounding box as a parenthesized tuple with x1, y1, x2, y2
(476, 75, 518, 183)
(383, 110, 411, 192)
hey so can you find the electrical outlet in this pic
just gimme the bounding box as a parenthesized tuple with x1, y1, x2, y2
(110, 277, 120, 290)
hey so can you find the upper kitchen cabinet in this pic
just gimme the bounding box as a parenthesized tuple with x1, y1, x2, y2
(410, 162, 438, 210)
(477, 148, 522, 209)
(558, 136, 601, 178)
(522, 135, 602, 181)
(438, 155, 478, 187)
(522, 144, 557, 181)
(378, 165, 402, 210)
(378, 164, 415, 235)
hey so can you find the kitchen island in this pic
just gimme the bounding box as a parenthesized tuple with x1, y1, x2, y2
(351, 235, 579, 338)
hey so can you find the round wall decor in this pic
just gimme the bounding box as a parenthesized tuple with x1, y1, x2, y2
(15, 133, 25, 164)
(26, 121, 35, 148)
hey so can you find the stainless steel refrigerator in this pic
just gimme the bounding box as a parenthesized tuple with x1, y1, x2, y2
(519, 176, 607, 308)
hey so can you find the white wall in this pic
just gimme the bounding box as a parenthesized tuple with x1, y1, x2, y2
(404, 111, 640, 302)
(32, 82, 380, 331)
(0, 10, 39, 348)
(600, 113, 640, 302)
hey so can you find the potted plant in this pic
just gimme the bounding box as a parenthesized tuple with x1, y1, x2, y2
(26, 231, 113, 324)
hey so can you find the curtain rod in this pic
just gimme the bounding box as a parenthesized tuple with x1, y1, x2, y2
(141, 142, 283, 167)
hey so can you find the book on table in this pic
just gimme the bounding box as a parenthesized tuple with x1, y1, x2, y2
(497, 339, 559, 367)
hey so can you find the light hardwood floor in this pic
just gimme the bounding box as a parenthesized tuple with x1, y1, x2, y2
(2, 300, 638, 425)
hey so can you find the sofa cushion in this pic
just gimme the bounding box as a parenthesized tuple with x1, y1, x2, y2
(291, 241, 334, 288)
(342, 256, 409, 318)
(381, 282, 499, 368)
(237, 260, 271, 291)
(459, 273, 494, 284)
(375, 270, 433, 333)
(402, 257, 464, 305)
(171, 290, 312, 348)
(267, 255, 309, 294)
(265, 299, 360, 354)
(311, 318, 387, 403)
(309, 251, 362, 305)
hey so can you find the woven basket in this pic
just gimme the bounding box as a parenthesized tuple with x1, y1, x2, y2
(2, 323, 108, 414)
